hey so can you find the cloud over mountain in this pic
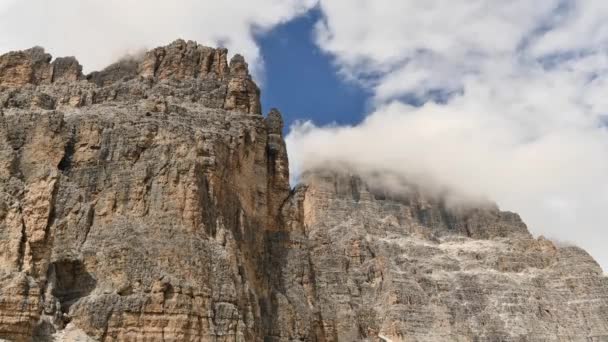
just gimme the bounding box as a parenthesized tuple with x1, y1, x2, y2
(288, 0, 608, 270)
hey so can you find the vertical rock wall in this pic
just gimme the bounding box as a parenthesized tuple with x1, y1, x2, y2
(0, 41, 287, 341)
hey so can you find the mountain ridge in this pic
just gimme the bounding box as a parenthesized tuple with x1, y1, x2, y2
(0, 40, 606, 341)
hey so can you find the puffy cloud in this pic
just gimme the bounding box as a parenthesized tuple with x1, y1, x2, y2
(0, 0, 316, 73)
(288, 0, 608, 270)
(314, 0, 565, 97)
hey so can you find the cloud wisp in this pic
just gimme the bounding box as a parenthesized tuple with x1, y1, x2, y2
(0, 0, 316, 74)
(288, 0, 608, 270)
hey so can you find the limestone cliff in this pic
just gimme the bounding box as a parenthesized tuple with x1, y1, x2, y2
(272, 171, 608, 341)
(0, 40, 606, 342)
(0, 40, 284, 341)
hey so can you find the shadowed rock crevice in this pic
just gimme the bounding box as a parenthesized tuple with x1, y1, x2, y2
(49, 259, 96, 315)
(57, 127, 76, 172)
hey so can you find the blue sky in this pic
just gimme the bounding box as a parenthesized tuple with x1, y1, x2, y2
(257, 9, 370, 129)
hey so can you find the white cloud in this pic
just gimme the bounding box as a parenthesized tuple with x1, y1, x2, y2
(530, 2, 608, 57)
(288, 0, 608, 270)
(314, 0, 564, 97)
(0, 0, 316, 73)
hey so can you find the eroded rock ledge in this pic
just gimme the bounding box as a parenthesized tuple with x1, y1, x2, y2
(0, 41, 607, 342)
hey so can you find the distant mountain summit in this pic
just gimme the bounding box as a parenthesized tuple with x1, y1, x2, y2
(0, 40, 606, 341)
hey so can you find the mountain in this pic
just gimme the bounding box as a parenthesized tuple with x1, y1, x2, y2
(0, 40, 606, 342)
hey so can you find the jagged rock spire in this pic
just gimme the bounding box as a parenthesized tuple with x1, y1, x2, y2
(0, 47, 83, 86)
(265, 108, 284, 135)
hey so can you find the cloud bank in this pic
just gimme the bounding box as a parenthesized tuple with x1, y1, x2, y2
(287, 0, 608, 270)
(0, 0, 316, 73)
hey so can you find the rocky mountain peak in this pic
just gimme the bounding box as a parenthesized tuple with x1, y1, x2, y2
(265, 108, 284, 134)
(137, 39, 230, 80)
(0, 40, 607, 342)
(0, 39, 261, 114)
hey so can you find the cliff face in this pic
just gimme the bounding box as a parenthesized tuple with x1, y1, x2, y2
(273, 172, 608, 341)
(0, 40, 606, 342)
(0, 40, 287, 341)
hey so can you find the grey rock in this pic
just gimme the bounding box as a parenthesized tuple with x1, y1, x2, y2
(272, 171, 608, 341)
(0, 41, 606, 342)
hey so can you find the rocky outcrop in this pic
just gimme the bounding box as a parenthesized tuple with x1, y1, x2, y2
(0, 41, 607, 341)
(0, 47, 82, 87)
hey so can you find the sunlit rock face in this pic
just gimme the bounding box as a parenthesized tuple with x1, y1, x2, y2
(0, 40, 607, 342)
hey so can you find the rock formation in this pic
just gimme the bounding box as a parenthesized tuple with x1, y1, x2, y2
(272, 171, 608, 341)
(0, 40, 606, 341)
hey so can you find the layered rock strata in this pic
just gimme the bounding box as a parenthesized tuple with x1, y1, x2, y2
(0, 40, 606, 342)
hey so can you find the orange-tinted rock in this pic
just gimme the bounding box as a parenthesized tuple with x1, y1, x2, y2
(0, 47, 52, 86)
